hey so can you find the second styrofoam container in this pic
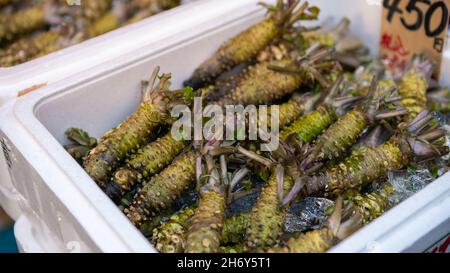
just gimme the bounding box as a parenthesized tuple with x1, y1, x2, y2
(0, 0, 199, 106)
(0, 0, 449, 252)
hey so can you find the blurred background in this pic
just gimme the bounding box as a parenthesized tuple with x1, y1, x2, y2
(0, 207, 18, 253)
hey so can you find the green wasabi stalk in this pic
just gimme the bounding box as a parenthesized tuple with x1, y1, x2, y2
(151, 209, 250, 253)
(303, 108, 368, 158)
(300, 79, 406, 172)
(220, 244, 245, 253)
(184, 152, 248, 253)
(245, 166, 294, 251)
(298, 111, 448, 199)
(255, 92, 320, 132)
(270, 229, 337, 253)
(281, 111, 449, 207)
(279, 105, 337, 142)
(398, 56, 433, 122)
(152, 206, 196, 253)
(216, 58, 302, 106)
(184, 155, 228, 253)
(272, 93, 313, 129)
(125, 150, 198, 227)
(277, 76, 347, 143)
(185, 191, 226, 253)
(106, 132, 187, 203)
(184, 0, 319, 89)
(303, 141, 409, 197)
(220, 213, 250, 245)
(84, 68, 188, 189)
(201, 75, 238, 102)
(349, 183, 394, 224)
(125, 10, 152, 24)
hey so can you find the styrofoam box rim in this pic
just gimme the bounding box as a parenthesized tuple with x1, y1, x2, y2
(1, 0, 450, 252)
(0, 0, 200, 104)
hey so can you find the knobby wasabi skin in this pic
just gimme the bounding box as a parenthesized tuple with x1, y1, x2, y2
(107, 132, 187, 203)
(220, 244, 245, 254)
(207, 18, 348, 105)
(259, 92, 319, 130)
(184, 152, 247, 253)
(185, 191, 226, 253)
(152, 207, 249, 253)
(83, 69, 183, 189)
(275, 93, 310, 129)
(83, 96, 164, 188)
(300, 79, 407, 171)
(125, 150, 198, 227)
(269, 228, 336, 253)
(279, 105, 337, 142)
(184, 0, 317, 89)
(301, 111, 448, 198)
(245, 168, 294, 251)
(216, 58, 314, 106)
(304, 108, 369, 161)
(204, 73, 247, 103)
(305, 139, 410, 197)
(277, 76, 345, 143)
(220, 213, 250, 245)
(349, 183, 394, 224)
(398, 57, 432, 122)
(152, 206, 196, 253)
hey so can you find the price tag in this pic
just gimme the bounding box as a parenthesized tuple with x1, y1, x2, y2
(425, 233, 450, 253)
(380, 0, 450, 79)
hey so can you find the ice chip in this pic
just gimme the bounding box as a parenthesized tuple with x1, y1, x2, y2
(284, 197, 334, 233)
(387, 167, 435, 206)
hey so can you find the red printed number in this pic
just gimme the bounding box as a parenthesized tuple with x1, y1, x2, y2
(428, 236, 450, 253)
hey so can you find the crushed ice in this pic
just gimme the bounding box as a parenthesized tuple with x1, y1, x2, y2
(386, 112, 450, 207)
(284, 197, 334, 233)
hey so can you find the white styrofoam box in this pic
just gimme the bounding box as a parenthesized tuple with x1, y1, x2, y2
(14, 215, 63, 253)
(0, 1, 202, 213)
(0, 0, 198, 106)
(0, 0, 448, 252)
(0, 137, 22, 220)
